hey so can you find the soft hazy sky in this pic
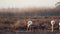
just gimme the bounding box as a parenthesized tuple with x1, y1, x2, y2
(0, 0, 60, 8)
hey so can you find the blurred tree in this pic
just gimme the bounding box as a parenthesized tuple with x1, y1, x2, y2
(55, 2, 60, 7)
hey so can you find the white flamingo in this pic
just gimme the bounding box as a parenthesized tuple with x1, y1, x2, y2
(51, 20, 55, 32)
(27, 20, 33, 31)
(59, 22, 60, 32)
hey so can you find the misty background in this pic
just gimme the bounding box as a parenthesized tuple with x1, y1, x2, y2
(0, 0, 60, 17)
(0, 7, 60, 17)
